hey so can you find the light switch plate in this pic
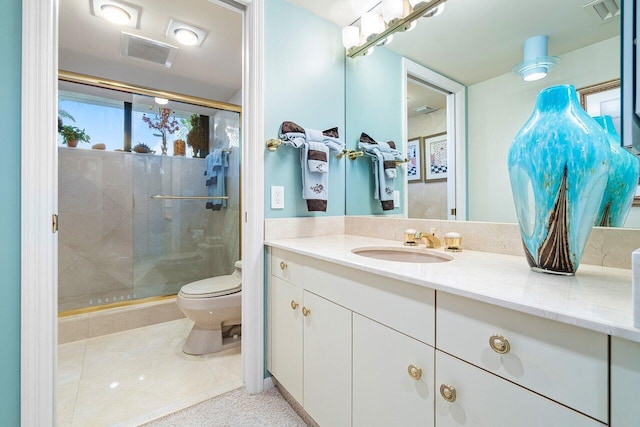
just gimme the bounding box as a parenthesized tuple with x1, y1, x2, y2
(393, 191, 400, 208)
(271, 186, 284, 209)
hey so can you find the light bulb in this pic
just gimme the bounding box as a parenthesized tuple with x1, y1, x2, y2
(101, 4, 130, 25)
(382, 0, 403, 23)
(342, 26, 360, 50)
(405, 21, 417, 31)
(523, 71, 547, 82)
(154, 97, 169, 105)
(377, 35, 393, 46)
(174, 28, 199, 46)
(408, 0, 425, 8)
(361, 12, 384, 40)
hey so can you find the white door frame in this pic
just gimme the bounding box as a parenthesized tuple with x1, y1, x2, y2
(20, 0, 265, 424)
(402, 58, 467, 220)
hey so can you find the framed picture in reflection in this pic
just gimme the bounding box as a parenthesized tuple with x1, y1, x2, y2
(424, 132, 448, 181)
(578, 79, 621, 134)
(407, 137, 423, 182)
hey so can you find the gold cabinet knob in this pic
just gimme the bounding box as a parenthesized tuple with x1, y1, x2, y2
(279, 261, 287, 270)
(440, 384, 457, 403)
(290, 300, 299, 310)
(489, 334, 511, 354)
(407, 364, 422, 381)
(302, 307, 311, 317)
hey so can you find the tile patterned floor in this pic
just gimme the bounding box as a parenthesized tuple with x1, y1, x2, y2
(58, 318, 242, 426)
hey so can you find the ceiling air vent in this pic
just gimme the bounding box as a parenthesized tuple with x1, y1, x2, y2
(120, 32, 179, 68)
(415, 105, 437, 114)
(584, 0, 620, 22)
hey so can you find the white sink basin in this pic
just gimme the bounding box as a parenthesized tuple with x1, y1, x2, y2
(351, 246, 453, 264)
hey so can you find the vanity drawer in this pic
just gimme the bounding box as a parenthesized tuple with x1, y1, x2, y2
(435, 351, 605, 427)
(270, 248, 304, 285)
(304, 257, 435, 346)
(436, 292, 608, 423)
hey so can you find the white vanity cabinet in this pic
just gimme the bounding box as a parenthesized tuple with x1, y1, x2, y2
(267, 246, 614, 426)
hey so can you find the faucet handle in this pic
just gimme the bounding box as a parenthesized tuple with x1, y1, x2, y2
(404, 229, 418, 246)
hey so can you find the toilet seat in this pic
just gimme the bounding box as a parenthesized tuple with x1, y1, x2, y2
(179, 275, 241, 299)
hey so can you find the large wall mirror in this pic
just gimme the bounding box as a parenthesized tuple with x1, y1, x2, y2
(345, 0, 640, 228)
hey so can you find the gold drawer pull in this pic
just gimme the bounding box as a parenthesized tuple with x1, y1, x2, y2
(290, 300, 299, 310)
(489, 334, 511, 354)
(302, 307, 311, 317)
(279, 261, 287, 270)
(407, 364, 422, 381)
(440, 384, 457, 403)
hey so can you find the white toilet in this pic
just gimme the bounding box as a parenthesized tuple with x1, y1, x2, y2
(176, 260, 242, 355)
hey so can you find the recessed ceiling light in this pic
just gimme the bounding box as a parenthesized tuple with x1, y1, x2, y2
(166, 20, 207, 47)
(91, 0, 141, 29)
(101, 4, 130, 25)
(174, 28, 199, 46)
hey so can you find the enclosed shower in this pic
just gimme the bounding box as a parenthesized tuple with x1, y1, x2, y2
(57, 77, 241, 314)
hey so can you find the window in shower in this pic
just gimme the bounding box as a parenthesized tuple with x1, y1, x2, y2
(57, 79, 241, 312)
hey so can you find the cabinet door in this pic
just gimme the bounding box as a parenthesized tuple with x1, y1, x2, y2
(611, 336, 640, 425)
(435, 351, 604, 427)
(269, 276, 304, 403)
(353, 314, 434, 427)
(303, 291, 352, 427)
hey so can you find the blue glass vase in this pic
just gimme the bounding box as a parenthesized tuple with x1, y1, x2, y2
(508, 85, 610, 275)
(592, 115, 640, 227)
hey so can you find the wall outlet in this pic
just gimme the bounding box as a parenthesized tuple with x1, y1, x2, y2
(393, 191, 400, 208)
(271, 186, 285, 209)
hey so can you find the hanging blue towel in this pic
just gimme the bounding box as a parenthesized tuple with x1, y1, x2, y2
(279, 121, 344, 212)
(204, 149, 229, 211)
(301, 141, 329, 211)
(358, 132, 404, 211)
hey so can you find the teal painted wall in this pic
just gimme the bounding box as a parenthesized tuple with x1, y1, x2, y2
(345, 47, 404, 215)
(0, 0, 21, 424)
(264, 0, 345, 218)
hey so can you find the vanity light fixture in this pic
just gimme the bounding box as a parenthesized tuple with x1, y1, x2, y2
(511, 35, 560, 82)
(166, 20, 207, 47)
(91, 0, 141, 29)
(343, 0, 448, 58)
(154, 97, 169, 105)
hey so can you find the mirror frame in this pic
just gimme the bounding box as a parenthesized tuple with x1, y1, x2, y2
(402, 58, 467, 219)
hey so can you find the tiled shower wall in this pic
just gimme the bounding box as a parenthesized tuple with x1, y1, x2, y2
(58, 148, 239, 311)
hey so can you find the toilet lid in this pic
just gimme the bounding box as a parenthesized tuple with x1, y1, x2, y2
(179, 275, 241, 298)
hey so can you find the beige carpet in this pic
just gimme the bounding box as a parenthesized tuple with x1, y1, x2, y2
(143, 387, 307, 426)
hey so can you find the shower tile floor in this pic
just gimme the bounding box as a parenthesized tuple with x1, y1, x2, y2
(58, 318, 243, 426)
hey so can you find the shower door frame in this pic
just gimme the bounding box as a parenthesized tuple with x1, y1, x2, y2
(20, 0, 266, 425)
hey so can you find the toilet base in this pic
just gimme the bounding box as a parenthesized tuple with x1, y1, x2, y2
(182, 323, 241, 355)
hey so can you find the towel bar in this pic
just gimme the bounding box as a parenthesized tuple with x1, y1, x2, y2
(336, 149, 364, 160)
(266, 139, 282, 151)
(150, 195, 230, 200)
(266, 139, 350, 159)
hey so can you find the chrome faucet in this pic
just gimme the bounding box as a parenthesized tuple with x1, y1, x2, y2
(416, 229, 441, 249)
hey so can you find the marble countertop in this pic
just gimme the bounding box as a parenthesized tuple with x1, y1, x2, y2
(264, 234, 640, 343)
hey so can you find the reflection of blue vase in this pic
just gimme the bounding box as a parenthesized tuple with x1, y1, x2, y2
(592, 116, 640, 227)
(508, 85, 610, 275)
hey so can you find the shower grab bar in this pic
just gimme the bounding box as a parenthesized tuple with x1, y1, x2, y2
(150, 195, 230, 200)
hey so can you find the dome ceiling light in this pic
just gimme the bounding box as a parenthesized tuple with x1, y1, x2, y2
(511, 35, 560, 82)
(166, 20, 207, 47)
(91, 0, 141, 28)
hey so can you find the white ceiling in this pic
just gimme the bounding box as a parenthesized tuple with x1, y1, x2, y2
(288, 0, 620, 85)
(59, 0, 242, 103)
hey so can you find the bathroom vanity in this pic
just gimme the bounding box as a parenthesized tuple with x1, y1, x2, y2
(265, 234, 640, 426)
